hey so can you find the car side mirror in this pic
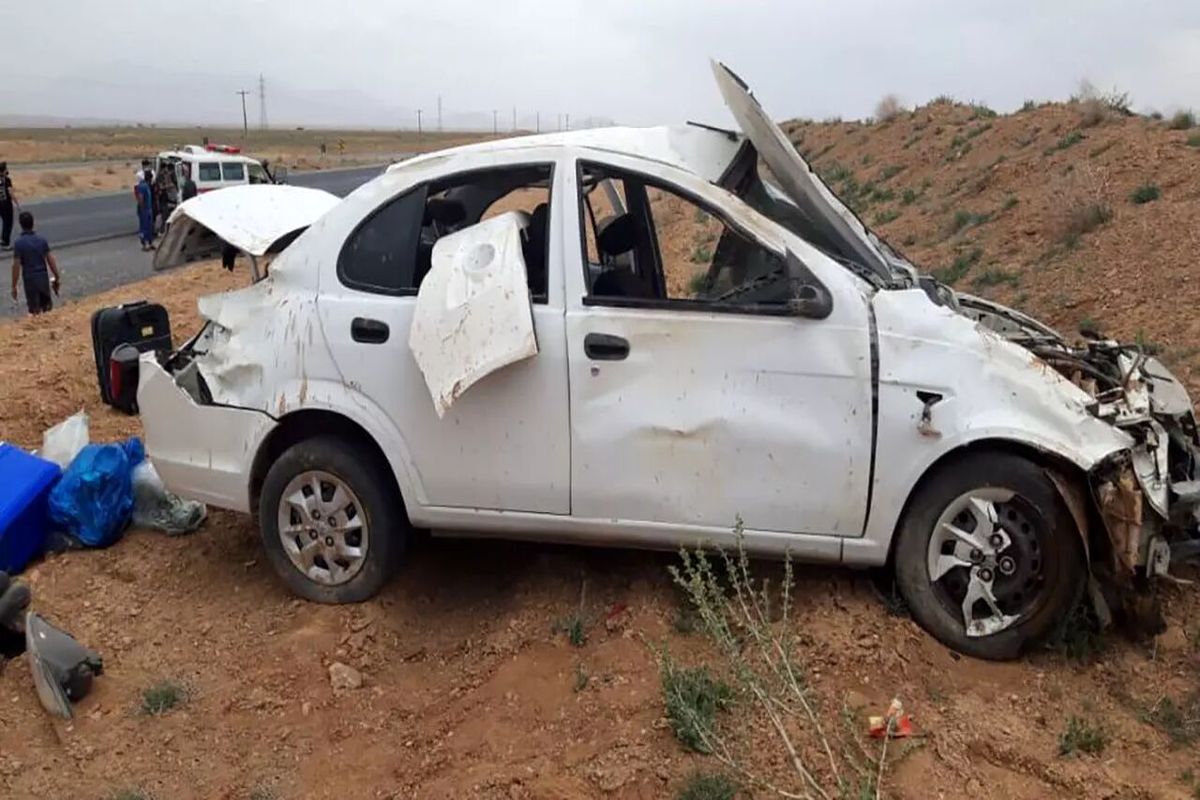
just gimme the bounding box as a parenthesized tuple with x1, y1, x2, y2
(784, 250, 833, 320)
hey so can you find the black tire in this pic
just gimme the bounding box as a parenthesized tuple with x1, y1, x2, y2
(893, 452, 1085, 660)
(258, 436, 407, 603)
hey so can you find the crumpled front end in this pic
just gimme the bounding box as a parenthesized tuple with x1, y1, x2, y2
(959, 293, 1200, 629)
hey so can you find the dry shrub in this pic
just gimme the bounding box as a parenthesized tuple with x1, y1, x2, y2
(37, 172, 74, 189)
(874, 94, 905, 123)
(1054, 166, 1114, 247)
(1072, 79, 1132, 127)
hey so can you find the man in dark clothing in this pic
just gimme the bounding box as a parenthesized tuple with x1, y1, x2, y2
(10, 211, 60, 314)
(0, 162, 18, 250)
(180, 163, 198, 202)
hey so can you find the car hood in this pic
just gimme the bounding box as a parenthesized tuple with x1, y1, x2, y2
(712, 60, 903, 285)
(153, 185, 339, 271)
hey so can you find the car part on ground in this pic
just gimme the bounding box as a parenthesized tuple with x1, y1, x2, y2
(0, 572, 31, 658)
(258, 436, 407, 603)
(25, 612, 103, 719)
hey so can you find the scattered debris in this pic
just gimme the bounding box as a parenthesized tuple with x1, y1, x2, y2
(48, 437, 144, 548)
(26, 612, 103, 719)
(130, 462, 206, 535)
(0, 444, 61, 573)
(868, 698, 914, 739)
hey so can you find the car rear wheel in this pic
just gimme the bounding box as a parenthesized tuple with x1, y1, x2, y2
(259, 436, 406, 603)
(893, 452, 1085, 660)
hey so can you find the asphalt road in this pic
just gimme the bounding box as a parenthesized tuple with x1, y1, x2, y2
(2, 164, 385, 320)
(20, 164, 385, 248)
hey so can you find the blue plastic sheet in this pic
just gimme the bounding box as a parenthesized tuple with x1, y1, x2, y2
(48, 438, 144, 548)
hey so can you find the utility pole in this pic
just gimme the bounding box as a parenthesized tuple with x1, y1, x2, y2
(416, 109, 423, 140)
(258, 74, 268, 130)
(492, 109, 498, 135)
(536, 111, 540, 133)
(235, 89, 250, 138)
(437, 95, 442, 132)
(565, 113, 570, 131)
(512, 106, 516, 131)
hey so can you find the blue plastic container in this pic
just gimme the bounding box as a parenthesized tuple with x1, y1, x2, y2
(0, 444, 62, 573)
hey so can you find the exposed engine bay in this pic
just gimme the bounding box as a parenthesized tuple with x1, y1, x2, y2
(956, 291, 1200, 631)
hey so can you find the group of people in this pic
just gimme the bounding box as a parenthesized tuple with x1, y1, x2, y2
(133, 159, 197, 251)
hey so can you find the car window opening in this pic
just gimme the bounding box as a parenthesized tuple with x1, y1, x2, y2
(338, 164, 554, 301)
(578, 162, 791, 308)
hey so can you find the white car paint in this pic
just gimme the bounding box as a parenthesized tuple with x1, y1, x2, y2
(154, 185, 340, 271)
(409, 212, 539, 417)
(136, 68, 1160, 586)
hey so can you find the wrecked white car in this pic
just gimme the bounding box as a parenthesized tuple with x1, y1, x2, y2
(138, 63, 1200, 660)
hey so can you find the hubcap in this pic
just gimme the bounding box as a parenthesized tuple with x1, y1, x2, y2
(926, 489, 1047, 638)
(277, 471, 369, 586)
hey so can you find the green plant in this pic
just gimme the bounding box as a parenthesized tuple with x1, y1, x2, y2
(966, 122, 992, 139)
(972, 269, 1019, 289)
(1142, 692, 1200, 745)
(573, 662, 590, 693)
(949, 134, 966, 148)
(950, 209, 991, 233)
(141, 680, 187, 716)
(899, 188, 918, 206)
(556, 614, 587, 647)
(969, 102, 997, 119)
(1059, 716, 1108, 756)
(660, 658, 732, 753)
(861, 153, 873, 166)
(108, 791, 153, 800)
(1130, 183, 1161, 204)
(691, 244, 713, 263)
(1089, 140, 1117, 158)
(1060, 201, 1112, 246)
(931, 94, 956, 105)
(688, 271, 712, 297)
(1079, 316, 1103, 337)
(1001, 195, 1019, 211)
(821, 160, 853, 183)
(870, 186, 895, 203)
(874, 209, 901, 225)
(1181, 768, 1195, 785)
(1149, 110, 1164, 121)
(1169, 109, 1196, 130)
(677, 771, 740, 800)
(879, 164, 904, 181)
(1020, 99, 1037, 112)
(249, 787, 277, 800)
(1043, 131, 1085, 155)
(1053, 602, 1108, 661)
(933, 248, 982, 285)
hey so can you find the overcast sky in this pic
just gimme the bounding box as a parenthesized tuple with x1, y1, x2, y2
(5, 0, 1200, 129)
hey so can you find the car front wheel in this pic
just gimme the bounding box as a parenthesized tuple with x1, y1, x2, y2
(893, 452, 1085, 660)
(258, 436, 406, 603)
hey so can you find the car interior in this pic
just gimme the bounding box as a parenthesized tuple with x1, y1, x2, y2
(578, 163, 791, 307)
(414, 165, 552, 301)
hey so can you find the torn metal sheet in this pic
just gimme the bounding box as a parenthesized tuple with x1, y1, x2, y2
(154, 185, 339, 271)
(409, 212, 538, 418)
(1098, 467, 1144, 574)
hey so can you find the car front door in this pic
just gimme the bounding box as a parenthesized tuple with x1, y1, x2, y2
(316, 160, 571, 515)
(564, 157, 874, 538)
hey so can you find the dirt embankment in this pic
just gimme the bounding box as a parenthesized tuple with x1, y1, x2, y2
(1, 103, 1200, 798)
(785, 100, 1200, 398)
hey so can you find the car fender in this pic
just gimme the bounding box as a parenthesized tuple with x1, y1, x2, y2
(846, 289, 1133, 565)
(264, 376, 427, 511)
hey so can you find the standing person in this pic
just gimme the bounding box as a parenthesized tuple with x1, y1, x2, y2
(180, 163, 197, 202)
(134, 172, 155, 251)
(10, 211, 60, 315)
(154, 164, 178, 233)
(0, 163, 18, 250)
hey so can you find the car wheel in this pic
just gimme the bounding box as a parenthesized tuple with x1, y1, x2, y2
(258, 436, 406, 603)
(893, 452, 1085, 660)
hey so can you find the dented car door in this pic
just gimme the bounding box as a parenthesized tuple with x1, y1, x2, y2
(564, 155, 875, 538)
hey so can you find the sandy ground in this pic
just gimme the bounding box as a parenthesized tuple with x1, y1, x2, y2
(2, 103, 1200, 798)
(2, 128, 495, 201)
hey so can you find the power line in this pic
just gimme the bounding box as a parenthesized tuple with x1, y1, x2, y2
(235, 89, 250, 138)
(258, 74, 268, 131)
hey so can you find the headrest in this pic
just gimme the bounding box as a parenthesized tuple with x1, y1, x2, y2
(597, 213, 636, 257)
(424, 197, 466, 226)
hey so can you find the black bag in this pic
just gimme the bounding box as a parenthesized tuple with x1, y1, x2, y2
(90, 301, 172, 409)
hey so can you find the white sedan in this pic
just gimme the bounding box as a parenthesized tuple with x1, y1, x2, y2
(140, 63, 1199, 659)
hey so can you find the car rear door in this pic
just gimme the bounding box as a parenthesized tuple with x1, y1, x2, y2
(315, 159, 571, 515)
(563, 155, 874, 539)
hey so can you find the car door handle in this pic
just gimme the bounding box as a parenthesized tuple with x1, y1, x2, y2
(584, 333, 629, 361)
(351, 317, 389, 344)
